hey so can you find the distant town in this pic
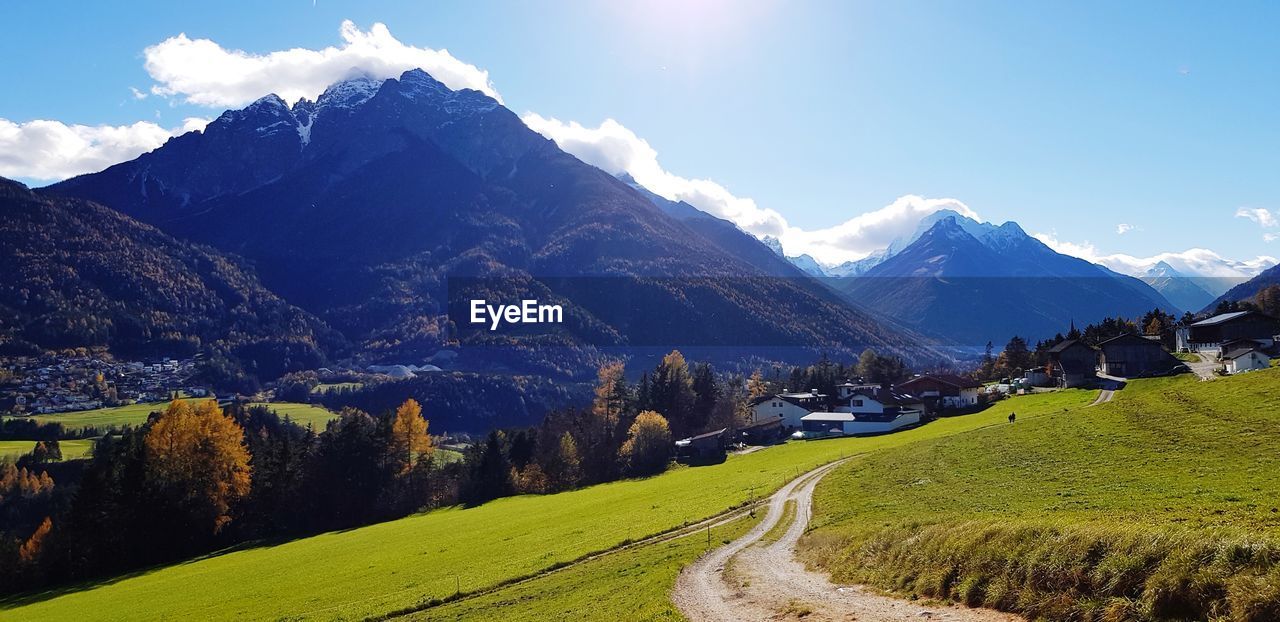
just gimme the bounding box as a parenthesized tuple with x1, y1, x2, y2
(0, 355, 208, 415)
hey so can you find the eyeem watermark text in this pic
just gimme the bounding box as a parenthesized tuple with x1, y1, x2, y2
(469, 299, 563, 330)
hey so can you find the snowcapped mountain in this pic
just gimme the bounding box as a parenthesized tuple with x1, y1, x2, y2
(48, 68, 938, 369)
(1139, 261, 1217, 313)
(1091, 250, 1276, 297)
(759, 235, 831, 277)
(835, 215, 1178, 346)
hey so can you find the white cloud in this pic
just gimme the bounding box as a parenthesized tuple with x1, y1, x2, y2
(1116, 223, 1134, 235)
(0, 117, 209, 182)
(521, 113, 978, 264)
(143, 20, 501, 108)
(129, 87, 148, 101)
(1266, 233, 1278, 243)
(1034, 232, 1277, 278)
(1236, 207, 1277, 228)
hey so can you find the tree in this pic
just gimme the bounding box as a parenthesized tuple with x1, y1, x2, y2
(619, 411, 672, 477)
(747, 369, 769, 400)
(592, 361, 628, 429)
(144, 399, 252, 535)
(996, 336, 1033, 377)
(388, 398, 432, 474)
(649, 351, 697, 438)
(26, 440, 62, 464)
(542, 432, 582, 491)
(690, 363, 719, 434)
(465, 431, 514, 504)
(18, 516, 51, 566)
(1256, 285, 1280, 318)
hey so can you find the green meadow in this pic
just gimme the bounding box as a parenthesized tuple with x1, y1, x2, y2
(0, 439, 94, 462)
(20, 400, 337, 433)
(25, 398, 206, 431)
(0, 389, 1092, 621)
(245, 402, 340, 430)
(801, 369, 1280, 621)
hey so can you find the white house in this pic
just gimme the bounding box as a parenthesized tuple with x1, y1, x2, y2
(800, 409, 922, 436)
(750, 391, 828, 429)
(1224, 346, 1271, 374)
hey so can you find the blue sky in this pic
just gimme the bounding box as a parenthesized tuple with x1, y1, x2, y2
(2, 1, 1278, 273)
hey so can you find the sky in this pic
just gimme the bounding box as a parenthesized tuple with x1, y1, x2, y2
(2, 0, 1278, 275)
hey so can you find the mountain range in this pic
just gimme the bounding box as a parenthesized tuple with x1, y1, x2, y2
(828, 213, 1178, 346)
(43, 69, 936, 377)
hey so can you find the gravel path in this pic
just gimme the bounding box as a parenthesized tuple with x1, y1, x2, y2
(672, 459, 1023, 622)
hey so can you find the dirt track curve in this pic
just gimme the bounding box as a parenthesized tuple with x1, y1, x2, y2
(672, 459, 1024, 622)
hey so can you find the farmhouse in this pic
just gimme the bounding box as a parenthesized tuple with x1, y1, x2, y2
(674, 428, 727, 463)
(1223, 345, 1272, 374)
(1046, 339, 1098, 388)
(750, 391, 828, 429)
(895, 374, 980, 410)
(1177, 311, 1280, 354)
(1097, 333, 1180, 377)
(737, 417, 783, 445)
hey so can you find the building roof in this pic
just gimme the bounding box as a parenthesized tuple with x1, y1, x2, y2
(1223, 346, 1263, 361)
(1191, 311, 1252, 327)
(800, 412, 855, 422)
(897, 374, 981, 390)
(1097, 333, 1164, 349)
(1048, 339, 1094, 354)
(849, 387, 920, 407)
(675, 428, 728, 446)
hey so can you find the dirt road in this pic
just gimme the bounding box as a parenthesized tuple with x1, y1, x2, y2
(672, 460, 1023, 622)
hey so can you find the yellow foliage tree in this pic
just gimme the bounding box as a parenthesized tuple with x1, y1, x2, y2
(619, 410, 673, 476)
(390, 398, 432, 473)
(144, 399, 251, 534)
(592, 361, 627, 428)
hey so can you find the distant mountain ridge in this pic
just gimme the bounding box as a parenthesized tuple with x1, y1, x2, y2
(0, 177, 341, 383)
(1208, 263, 1280, 312)
(1140, 261, 1218, 314)
(47, 69, 938, 373)
(835, 214, 1178, 346)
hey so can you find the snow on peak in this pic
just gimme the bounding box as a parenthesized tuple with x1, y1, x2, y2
(318, 75, 385, 109)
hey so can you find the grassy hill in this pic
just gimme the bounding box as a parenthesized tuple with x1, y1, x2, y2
(800, 369, 1280, 621)
(0, 439, 93, 462)
(0, 389, 1092, 621)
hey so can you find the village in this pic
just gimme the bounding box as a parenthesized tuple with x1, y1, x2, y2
(675, 309, 1280, 462)
(0, 354, 207, 415)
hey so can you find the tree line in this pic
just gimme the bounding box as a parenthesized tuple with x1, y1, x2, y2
(0, 348, 782, 596)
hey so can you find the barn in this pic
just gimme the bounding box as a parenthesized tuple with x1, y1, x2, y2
(1047, 339, 1098, 388)
(1097, 334, 1180, 378)
(1179, 311, 1280, 354)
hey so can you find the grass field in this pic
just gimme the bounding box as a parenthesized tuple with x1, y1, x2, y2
(20, 400, 337, 434)
(246, 402, 339, 430)
(1173, 351, 1200, 362)
(0, 389, 1093, 621)
(411, 512, 760, 621)
(310, 382, 363, 394)
(0, 439, 94, 462)
(25, 399, 204, 431)
(800, 368, 1280, 621)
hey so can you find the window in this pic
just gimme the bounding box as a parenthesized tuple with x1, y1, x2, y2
(852, 399, 863, 407)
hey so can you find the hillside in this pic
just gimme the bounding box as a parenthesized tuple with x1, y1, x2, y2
(1207, 262, 1280, 311)
(837, 215, 1178, 346)
(801, 369, 1280, 621)
(0, 178, 342, 383)
(47, 70, 935, 371)
(0, 389, 1092, 620)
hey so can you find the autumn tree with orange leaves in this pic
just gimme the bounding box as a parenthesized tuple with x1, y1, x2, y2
(144, 399, 252, 534)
